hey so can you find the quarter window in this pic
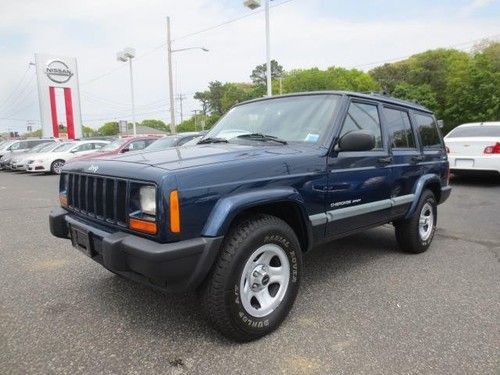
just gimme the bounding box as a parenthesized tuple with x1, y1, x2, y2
(414, 113, 442, 148)
(383, 108, 416, 149)
(339, 102, 383, 149)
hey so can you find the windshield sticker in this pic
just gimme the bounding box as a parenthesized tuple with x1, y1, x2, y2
(304, 133, 320, 142)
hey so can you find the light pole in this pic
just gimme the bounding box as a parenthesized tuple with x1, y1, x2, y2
(244, 0, 273, 97)
(117, 47, 137, 135)
(166, 16, 209, 134)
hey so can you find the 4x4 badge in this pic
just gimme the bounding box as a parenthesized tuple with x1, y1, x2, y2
(87, 165, 99, 173)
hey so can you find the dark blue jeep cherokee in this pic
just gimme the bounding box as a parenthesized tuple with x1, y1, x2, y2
(50, 91, 451, 341)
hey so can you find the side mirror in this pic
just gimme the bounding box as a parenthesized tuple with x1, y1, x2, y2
(337, 131, 375, 152)
(121, 148, 130, 153)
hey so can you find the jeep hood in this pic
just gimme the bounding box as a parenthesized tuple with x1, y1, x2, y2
(86, 143, 307, 171)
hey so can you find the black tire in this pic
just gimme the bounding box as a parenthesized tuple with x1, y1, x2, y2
(51, 159, 65, 174)
(200, 214, 302, 342)
(395, 190, 437, 253)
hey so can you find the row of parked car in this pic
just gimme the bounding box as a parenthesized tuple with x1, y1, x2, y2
(0, 132, 202, 174)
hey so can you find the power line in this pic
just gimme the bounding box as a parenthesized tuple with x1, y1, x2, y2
(80, 0, 298, 86)
(0, 66, 33, 112)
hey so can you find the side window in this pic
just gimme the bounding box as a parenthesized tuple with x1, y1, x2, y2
(128, 140, 147, 151)
(9, 142, 22, 150)
(383, 107, 416, 149)
(339, 102, 383, 149)
(74, 143, 93, 152)
(414, 113, 442, 148)
(92, 143, 106, 150)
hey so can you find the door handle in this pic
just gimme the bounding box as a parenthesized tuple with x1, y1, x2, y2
(378, 156, 393, 165)
(412, 155, 424, 162)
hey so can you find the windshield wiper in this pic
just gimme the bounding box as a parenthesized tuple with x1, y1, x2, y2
(197, 137, 229, 144)
(236, 133, 287, 145)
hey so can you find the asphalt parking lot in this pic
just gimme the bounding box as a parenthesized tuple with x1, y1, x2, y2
(1, 172, 499, 374)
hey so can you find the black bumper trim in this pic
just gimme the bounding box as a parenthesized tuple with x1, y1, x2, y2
(49, 207, 224, 293)
(439, 186, 452, 204)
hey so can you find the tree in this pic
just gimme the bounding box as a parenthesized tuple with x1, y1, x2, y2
(82, 126, 96, 137)
(281, 66, 379, 93)
(140, 119, 169, 132)
(98, 122, 119, 136)
(391, 83, 439, 112)
(251, 60, 284, 86)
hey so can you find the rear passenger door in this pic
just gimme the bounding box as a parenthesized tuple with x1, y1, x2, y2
(326, 99, 392, 238)
(382, 106, 422, 218)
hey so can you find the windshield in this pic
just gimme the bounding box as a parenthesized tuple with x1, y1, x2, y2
(145, 136, 179, 151)
(52, 142, 75, 152)
(38, 142, 60, 152)
(28, 142, 52, 153)
(205, 95, 339, 144)
(447, 125, 500, 138)
(99, 138, 126, 151)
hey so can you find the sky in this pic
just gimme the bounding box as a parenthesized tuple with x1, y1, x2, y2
(0, 0, 499, 133)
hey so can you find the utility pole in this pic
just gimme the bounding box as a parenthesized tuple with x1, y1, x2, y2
(167, 16, 176, 134)
(192, 110, 198, 131)
(264, 0, 272, 97)
(176, 94, 186, 123)
(279, 76, 283, 95)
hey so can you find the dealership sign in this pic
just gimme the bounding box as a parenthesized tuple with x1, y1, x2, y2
(35, 54, 82, 139)
(45, 60, 74, 84)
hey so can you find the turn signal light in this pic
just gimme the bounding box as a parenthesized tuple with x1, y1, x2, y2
(484, 142, 500, 154)
(59, 194, 68, 206)
(129, 218, 157, 235)
(169, 190, 181, 233)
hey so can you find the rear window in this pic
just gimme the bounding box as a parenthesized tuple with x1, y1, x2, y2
(414, 113, 442, 148)
(447, 125, 500, 138)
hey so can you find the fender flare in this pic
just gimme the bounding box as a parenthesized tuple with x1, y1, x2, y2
(202, 187, 313, 250)
(405, 174, 441, 219)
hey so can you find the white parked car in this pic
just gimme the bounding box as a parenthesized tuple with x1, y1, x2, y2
(26, 140, 110, 174)
(444, 122, 500, 176)
(10, 141, 64, 171)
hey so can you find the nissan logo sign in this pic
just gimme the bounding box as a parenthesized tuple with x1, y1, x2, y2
(45, 60, 73, 84)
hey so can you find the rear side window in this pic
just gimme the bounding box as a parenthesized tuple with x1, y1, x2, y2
(340, 102, 383, 149)
(414, 113, 442, 148)
(383, 108, 416, 149)
(447, 125, 500, 138)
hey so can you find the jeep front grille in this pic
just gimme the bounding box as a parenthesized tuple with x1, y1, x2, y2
(66, 173, 128, 226)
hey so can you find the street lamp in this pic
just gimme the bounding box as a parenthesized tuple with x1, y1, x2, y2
(117, 47, 137, 135)
(244, 0, 273, 97)
(166, 16, 209, 134)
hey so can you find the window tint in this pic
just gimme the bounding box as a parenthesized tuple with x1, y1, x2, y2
(340, 102, 382, 148)
(414, 114, 442, 148)
(383, 108, 416, 149)
(128, 140, 147, 151)
(92, 142, 106, 150)
(447, 125, 500, 138)
(74, 143, 93, 152)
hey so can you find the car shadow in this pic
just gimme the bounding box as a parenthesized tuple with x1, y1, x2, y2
(450, 174, 500, 186)
(89, 226, 400, 344)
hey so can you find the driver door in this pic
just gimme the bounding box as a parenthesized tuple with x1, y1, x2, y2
(326, 99, 392, 238)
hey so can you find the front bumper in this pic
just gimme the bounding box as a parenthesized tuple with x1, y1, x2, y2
(26, 162, 48, 172)
(49, 207, 223, 293)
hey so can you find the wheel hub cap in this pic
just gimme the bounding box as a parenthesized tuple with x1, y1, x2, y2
(240, 244, 290, 318)
(419, 202, 434, 241)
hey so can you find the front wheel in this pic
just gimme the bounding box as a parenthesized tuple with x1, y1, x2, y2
(201, 214, 302, 342)
(51, 160, 65, 174)
(395, 190, 437, 253)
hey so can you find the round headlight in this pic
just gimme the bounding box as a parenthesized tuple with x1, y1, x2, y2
(139, 186, 156, 216)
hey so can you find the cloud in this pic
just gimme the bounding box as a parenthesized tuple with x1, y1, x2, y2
(459, 0, 496, 16)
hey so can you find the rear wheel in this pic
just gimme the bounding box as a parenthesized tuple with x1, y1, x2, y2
(201, 214, 302, 342)
(51, 160, 65, 174)
(395, 190, 437, 253)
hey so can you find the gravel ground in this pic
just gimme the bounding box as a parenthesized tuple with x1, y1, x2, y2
(0, 172, 499, 375)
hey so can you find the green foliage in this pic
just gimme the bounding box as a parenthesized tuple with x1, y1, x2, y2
(251, 60, 284, 86)
(370, 41, 500, 133)
(281, 67, 379, 93)
(82, 125, 97, 137)
(140, 119, 169, 132)
(98, 121, 119, 136)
